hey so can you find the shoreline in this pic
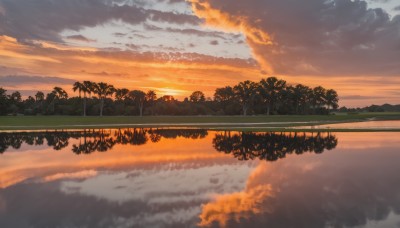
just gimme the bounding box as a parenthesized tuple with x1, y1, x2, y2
(0, 114, 399, 132)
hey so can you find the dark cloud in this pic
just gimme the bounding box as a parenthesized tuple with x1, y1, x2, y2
(0, 75, 75, 87)
(340, 95, 386, 100)
(165, 27, 228, 39)
(0, 0, 201, 42)
(192, 0, 400, 76)
(142, 23, 232, 40)
(0, 0, 147, 41)
(113, 32, 127, 37)
(65, 35, 96, 42)
(143, 23, 164, 31)
(209, 40, 219, 45)
(394, 5, 400, 11)
(146, 9, 202, 25)
(125, 43, 142, 50)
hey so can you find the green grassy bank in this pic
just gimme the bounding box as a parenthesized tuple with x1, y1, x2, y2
(0, 112, 399, 131)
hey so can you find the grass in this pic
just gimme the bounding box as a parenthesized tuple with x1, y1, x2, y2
(0, 112, 399, 131)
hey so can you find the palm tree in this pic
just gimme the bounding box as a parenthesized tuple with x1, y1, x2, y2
(115, 88, 130, 101)
(72, 81, 86, 116)
(93, 82, 115, 116)
(233, 80, 257, 116)
(82, 81, 96, 116)
(52, 87, 68, 100)
(48, 87, 68, 113)
(259, 77, 286, 115)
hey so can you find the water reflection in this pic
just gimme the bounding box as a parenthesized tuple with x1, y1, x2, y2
(0, 129, 336, 161)
(213, 132, 337, 161)
(0, 129, 208, 154)
(1, 130, 400, 228)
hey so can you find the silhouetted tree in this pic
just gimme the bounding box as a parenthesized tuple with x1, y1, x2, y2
(259, 77, 287, 115)
(129, 90, 146, 116)
(326, 89, 339, 112)
(234, 80, 257, 116)
(93, 82, 115, 116)
(190, 91, 206, 102)
(0, 88, 8, 115)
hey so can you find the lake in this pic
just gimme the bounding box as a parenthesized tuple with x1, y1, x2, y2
(0, 129, 399, 227)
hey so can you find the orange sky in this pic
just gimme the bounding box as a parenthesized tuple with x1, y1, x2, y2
(0, 0, 399, 107)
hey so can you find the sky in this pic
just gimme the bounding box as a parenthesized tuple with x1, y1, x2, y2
(0, 0, 399, 107)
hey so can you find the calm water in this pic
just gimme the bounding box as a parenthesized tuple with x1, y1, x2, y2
(0, 129, 399, 228)
(296, 120, 400, 130)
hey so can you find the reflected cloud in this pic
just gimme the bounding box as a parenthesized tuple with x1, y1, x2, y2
(2, 131, 400, 227)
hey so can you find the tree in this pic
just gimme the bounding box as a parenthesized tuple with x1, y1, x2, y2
(115, 88, 129, 101)
(189, 91, 206, 102)
(8, 91, 22, 114)
(259, 77, 286, 115)
(311, 86, 327, 113)
(160, 95, 175, 102)
(146, 90, 157, 115)
(129, 90, 146, 116)
(47, 87, 68, 114)
(214, 86, 237, 114)
(93, 82, 115, 116)
(290, 84, 312, 114)
(35, 91, 44, 102)
(52, 87, 68, 100)
(233, 80, 257, 116)
(0, 88, 8, 115)
(73, 81, 86, 116)
(8, 91, 22, 103)
(82, 81, 95, 116)
(325, 89, 339, 112)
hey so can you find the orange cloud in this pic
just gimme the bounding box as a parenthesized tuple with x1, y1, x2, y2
(198, 162, 275, 227)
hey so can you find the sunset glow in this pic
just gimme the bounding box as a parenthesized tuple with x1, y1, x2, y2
(0, 0, 399, 106)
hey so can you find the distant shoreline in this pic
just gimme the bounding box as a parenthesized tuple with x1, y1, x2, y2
(1, 113, 399, 132)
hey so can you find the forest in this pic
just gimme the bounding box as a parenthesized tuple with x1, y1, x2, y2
(0, 77, 339, 116)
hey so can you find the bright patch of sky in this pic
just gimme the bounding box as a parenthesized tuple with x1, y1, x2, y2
(367, 0, 400, 17)
(60, 0, 252, 59)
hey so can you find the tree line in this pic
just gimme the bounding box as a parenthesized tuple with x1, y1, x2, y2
(0, 77, 339, 116)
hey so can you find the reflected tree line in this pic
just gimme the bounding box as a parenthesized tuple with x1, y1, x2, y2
(213, 132, 338, 161)
(0, 129, 208, 154)
(0, 130, 337, 161)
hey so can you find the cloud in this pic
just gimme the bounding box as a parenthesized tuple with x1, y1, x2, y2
(0, 0, 148, 41)
(189, 0, 400, 76)
(165, 27, 229, 39)
(0, 75, 75, 87)
(394, 5, 400, 11)
(209, 40, 219, 45)
(0, 0, 200, 42)
(65, 35, 96, 42)
(340, 95, 386, 100)
(113, 32, 127, 37)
